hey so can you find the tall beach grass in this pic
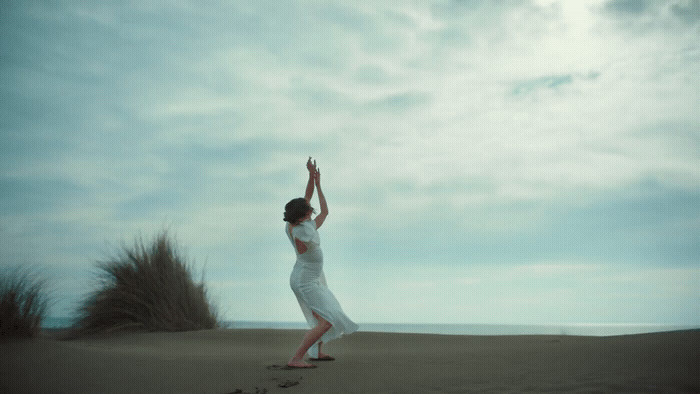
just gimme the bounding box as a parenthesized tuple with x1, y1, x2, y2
(73, 232, 218, 335)
(0, 266, 49, 339)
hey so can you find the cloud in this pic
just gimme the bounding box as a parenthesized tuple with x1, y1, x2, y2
(366, 91, 431, 112)
(603, 0, 653, 14)
(0, 176, 82, 214)
(670, 0, 700, 23)
(1, 1, 698, 324)
(511, 72, 601, 95)
(511, 74, 574, 95)
(600, 0, 700, 26)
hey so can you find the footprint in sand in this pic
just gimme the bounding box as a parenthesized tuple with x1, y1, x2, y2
(227, 388, 268, 394)
(265, 366, 301, 388)
(266, 364, 293, 370)
(278, 380, 299, 388)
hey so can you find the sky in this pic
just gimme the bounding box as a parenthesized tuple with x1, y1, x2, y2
(1, 0, 698, 326)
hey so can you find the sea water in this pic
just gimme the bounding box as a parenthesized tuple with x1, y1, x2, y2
(43, 316, 696, 336)
(224, 321, 697, 336)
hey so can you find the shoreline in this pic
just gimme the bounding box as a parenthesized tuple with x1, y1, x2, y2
(3, 328, 699, 393)
(41, 318, 700, 337)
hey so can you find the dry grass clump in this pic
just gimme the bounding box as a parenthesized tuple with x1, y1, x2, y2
(74, 232, 218, 335)
(0, 266, 49, 339)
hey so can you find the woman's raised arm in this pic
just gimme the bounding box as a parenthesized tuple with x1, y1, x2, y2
(304, 157, 316, 202)
(314, 168, 328, 229)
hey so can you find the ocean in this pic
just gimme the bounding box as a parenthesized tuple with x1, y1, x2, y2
(224, 321, 697, 336)
(44, 316, 697, 336)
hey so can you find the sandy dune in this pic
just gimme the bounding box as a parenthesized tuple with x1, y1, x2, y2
(2, 329, 698, 393)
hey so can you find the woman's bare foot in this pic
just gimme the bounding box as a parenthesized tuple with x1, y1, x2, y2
(287, 358, 317, 368)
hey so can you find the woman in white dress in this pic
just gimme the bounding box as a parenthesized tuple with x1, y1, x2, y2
(284, 158, 358, 368)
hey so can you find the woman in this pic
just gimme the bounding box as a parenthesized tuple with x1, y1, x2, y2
(284, 157, 358, 368)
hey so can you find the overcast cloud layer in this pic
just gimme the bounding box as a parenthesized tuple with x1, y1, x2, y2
(1, 0, 698, 325)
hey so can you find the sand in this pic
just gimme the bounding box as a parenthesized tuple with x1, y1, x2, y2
(1, 328, 698, 393)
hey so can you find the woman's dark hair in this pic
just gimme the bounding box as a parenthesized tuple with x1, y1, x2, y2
(284, 198, 314, 224)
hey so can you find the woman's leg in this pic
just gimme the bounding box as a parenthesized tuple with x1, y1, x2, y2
(288, 312, 332, 367)
(313, 341, 335, 360)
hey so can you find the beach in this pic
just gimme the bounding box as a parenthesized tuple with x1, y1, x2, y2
(2, 329, 698, 393)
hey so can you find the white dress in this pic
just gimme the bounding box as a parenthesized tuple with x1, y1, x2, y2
(286, 219, 358, 357)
